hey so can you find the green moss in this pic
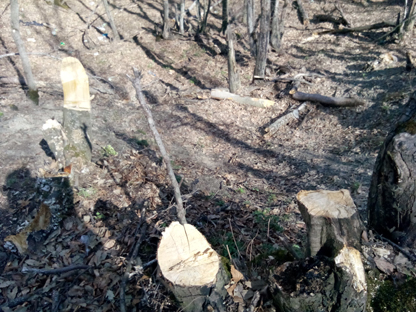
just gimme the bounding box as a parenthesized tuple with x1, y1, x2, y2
(371, 278, 416, 312)
(220, 256, 232, 279)
(396, 120, 416, 135)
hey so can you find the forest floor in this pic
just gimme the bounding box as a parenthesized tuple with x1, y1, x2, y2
(0, 0, 415, 311)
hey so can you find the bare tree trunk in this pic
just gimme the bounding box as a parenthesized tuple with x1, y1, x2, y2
(199, 0, 212, 33)
(10, 0, 39, 104)
(102, 0, 120, 41)
(220, 0, 228, 33)
(163, 0, 171, 39)
(253, 0, 271, 78)
(404, 0, 416, 32)
(246, 0, 256, 56)
(270, 0, 282, 50)
(180, 0, 185, 34)
(226, 26, 240, 93)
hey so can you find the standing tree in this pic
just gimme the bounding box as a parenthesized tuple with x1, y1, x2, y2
(10, 0, 39, 104)
(226, 25, 240, 93)
(246, 0, 256, 56)
(179, 0, 185, 34)
(403, 0, 416, 36)
(270, 0, 286, 50)
(163, 0, 171, 39)
(102, 0, 120, 41)
(199, 0, 212, 33)
(220, 0, 229, 34)
(253, 0, 271, 78)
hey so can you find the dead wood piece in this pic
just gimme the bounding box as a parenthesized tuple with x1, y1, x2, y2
(211, 88, 274, 108)
(292, 91, 365, 107)
(295, 0, 309, 26)
(297, 189, 365, 257)
(22, 265, 90, 275)
(317, 21, 395, 35)
(128, 69, 186, 225)
(265, 102, 309, 138)
(157, 222, 229, 312)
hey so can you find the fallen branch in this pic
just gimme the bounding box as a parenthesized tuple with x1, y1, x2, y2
(211, 88, 274, 108)
(22, 264, 90, 275)
(292, 91, 365, 107)
(128, 69, 187, 225)
(317, 21, 396, 35)
(376, 234, 416, 262)
(265, 102, 309, 138)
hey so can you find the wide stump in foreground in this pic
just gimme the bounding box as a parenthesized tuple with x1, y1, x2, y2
(297, 189, 365, 257)
(157, 222, 228, 312)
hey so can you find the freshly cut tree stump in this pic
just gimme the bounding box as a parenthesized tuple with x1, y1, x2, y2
(157, 222, 229, 312)
(297, 189, 364, 257)
(60, 57, 92, 184)
(270, 246, 367, 312)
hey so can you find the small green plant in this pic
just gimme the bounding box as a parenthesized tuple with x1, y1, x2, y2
(267, 193, 277, 204)
(95, 212, 104, 219)
(381, 103, 392, 113)
(102, 145, 118, 157)
(209, 232, 244, 258)
(135, 139, 149, 147)
(221, 70, 227, 76)
(243, 200, 251, 206)
(253, 209, 283, 232)
(351, 182, 361, 192)
(78, 187, 97, 198)
(171, 161, 182, 170)
(0, 112, 4, 118)
(216, 199, 225, 207)
(236, 187, 245, 194)
(136, 129, 146, 135)
(189, 77, 197, 84)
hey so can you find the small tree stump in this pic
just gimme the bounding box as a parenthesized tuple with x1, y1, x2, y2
(157, 222, 229, 312)
(297, 189, 364, 257)
(270, 246, 367, 312)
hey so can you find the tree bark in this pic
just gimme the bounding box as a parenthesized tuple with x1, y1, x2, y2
(253, 0, 271, 78)
(226, 26, 240, 93)
(404, 0, 416, 33)
(10, 0, 39, 104)
(180, 0, 185, 34)
(246, 0, 256, 56)
(102, 0, 120, 41)
(163, 0, 171, 39)
(220, 0, 228, 34)
(297, 189, 365, 257)
(157, 222, 229, 312)
(270, 0, 282, 50)
(368, 99, 416, 247)
(199, 0, 212, 33)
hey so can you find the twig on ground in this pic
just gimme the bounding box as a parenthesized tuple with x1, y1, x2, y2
(317, 21, 395, 35)
(0, 51, 62, 60)
(228, 218, 242, 259)
(21, 264, 90, 275)
(128, 69, 187, 225)
(292, 91, 365, 107)
(279, 235, 302, 260)
(376, 234, 416, 262)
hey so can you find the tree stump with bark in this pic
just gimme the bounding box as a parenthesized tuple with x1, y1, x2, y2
(368, 99, 416, 247)
(157, 222, 229, 312)
(297, 189, 365, 257)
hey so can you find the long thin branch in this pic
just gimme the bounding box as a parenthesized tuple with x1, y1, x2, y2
(317, 21, 396, 35)
(21, 265, 90, 275)
(292, 91, 365, 107)
(128, 69, 187, 225)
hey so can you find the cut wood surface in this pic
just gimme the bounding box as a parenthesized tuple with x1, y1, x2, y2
(211, 88, 274, 107)
(297, 189, 364, 257)
(292, 91, 365, 107)
(157, 221, 228, 311)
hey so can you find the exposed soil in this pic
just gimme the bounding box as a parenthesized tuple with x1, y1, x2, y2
(0, 0, 415, 311)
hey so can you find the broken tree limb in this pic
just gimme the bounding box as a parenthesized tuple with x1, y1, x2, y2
(264, 102, 309, 138)
(157, 222, 229, 312)
(211, 88, 274, 107)
(316, 21, 396, 35)
(292, 91, 365, 107)
(295, 0, 309, 26)
(22, 265, 90, 275)
(297, 189, 365, 257)
(129, 69, 187, 225)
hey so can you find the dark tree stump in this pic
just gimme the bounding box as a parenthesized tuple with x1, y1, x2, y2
(297, 189, 365, 257)
(368, 99, 416, 247)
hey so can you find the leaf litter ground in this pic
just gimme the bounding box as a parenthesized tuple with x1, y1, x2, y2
(0, 0, 415, 310)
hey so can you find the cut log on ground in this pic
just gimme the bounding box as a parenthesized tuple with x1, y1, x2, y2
(292, 91, 365, 107)
(60, 57, 92, 184)
(211, 89, 275, 107)
(297, 189, 365, 257)
(157, 222, 229, 312)
(368, 98, 416, 248)
(264, 102, 309, 138)
(270, 246, 367, 312)
(316, 21, 395, 35)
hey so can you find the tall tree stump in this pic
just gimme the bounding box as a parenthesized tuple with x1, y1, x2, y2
(60, 57, 92, 184)
(157, 222, 229, 312)
(297, 189, 364, 257)
(368, 101, 416, 247)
